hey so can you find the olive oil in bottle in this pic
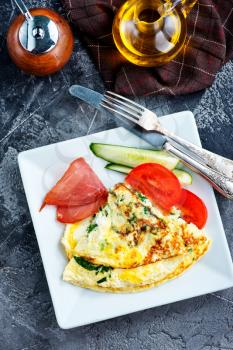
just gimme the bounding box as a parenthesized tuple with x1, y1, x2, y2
(112, 0, 197, 67)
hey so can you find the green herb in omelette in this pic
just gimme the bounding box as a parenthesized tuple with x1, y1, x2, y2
(99, 239, 111, 251)
(97, 277, 107, 284)
(87, 223, 98, 233)
(143, 207, 149, 215)
(74, 257, 113, 275)
(129, 213, 137, 224)
(137, 192, 147, 202)
(74, 256, 98, 271)
(96, 265, 113, 274)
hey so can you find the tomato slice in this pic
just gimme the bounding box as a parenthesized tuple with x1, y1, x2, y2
(40, 157, 107, 209)
(176, 189, 208, 229)
(56, 193, 108, 223)
(125, 163, 182, 210)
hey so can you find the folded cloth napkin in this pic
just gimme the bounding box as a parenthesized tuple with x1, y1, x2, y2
(62, 0, 233, 96)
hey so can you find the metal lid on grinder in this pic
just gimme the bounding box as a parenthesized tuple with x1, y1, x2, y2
(19, 15, 59, 54)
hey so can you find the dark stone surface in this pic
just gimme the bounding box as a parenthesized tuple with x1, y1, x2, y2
(1, 1, 233, 349)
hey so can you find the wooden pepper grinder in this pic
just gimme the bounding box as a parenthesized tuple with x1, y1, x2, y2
(7, 0, 74, 76)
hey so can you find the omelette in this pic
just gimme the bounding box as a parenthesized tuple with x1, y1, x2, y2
(62, 183, 211, 292)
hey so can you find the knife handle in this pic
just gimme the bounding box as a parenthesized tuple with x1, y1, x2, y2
(162, 129, 233, 180)
(165, 142, 233, 199)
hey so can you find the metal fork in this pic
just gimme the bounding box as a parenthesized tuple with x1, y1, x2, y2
(100, 91, 233, 199)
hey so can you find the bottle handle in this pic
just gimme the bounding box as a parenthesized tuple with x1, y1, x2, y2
(181, 0, 197, 16)
(166, 0, 197, 17)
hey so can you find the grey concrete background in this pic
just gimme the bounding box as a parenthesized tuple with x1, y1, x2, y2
(1, 1, 233, 349)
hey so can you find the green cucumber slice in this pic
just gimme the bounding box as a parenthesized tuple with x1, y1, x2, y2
(105, 163, 132, 174)
(106, 163, 192, 185)
(172, 169, 192, 185)
(90, 143, 179, 170)
(174, 162, 185, 170)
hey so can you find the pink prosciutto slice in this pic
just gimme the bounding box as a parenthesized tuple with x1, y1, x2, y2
(40, 157, 107, 209)
(56, 194, 108, 223)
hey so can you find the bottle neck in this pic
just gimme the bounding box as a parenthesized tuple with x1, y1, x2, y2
(134, 1, 164, 34)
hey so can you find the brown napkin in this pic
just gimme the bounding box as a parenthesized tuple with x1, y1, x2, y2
(62, 0, 233, 96)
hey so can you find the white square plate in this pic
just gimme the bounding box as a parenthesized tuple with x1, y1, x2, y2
(18, 111, 233, 329)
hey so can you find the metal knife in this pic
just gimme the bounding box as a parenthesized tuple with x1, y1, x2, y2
(69, 85, 166, 149)
(69, 85, 233, 199)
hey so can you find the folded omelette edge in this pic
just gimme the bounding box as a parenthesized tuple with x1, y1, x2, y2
(63, 240, 210, 292)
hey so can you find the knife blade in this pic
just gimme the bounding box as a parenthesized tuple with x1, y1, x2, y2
(69, 85, 166, 149)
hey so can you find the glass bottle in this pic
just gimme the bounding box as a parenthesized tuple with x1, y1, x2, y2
(112, 0, 197, 67)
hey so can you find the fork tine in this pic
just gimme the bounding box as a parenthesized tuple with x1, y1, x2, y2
(106, 91, 145, 112)
(100, 101, 140, 125)
(102, 97, 140, 121)
(104, 93, 143, 116)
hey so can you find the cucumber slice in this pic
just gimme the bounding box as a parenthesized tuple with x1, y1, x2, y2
(173, 169, 192, 185)
(105, 163, 132, 174)
(90, 143, 179, 170)
(106, 163, 192, 185)
(174, 162, 184, 170)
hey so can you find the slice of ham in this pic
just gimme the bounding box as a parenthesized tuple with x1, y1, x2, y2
(56, 193, 108, 223)
(40, 157, 107, 209)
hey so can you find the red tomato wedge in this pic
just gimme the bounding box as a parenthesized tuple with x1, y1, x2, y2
(56, 193, 108, 223)
(40, 157, 107, 209)
(176, 189, 208, 229)
(126, 163, 182, 210)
